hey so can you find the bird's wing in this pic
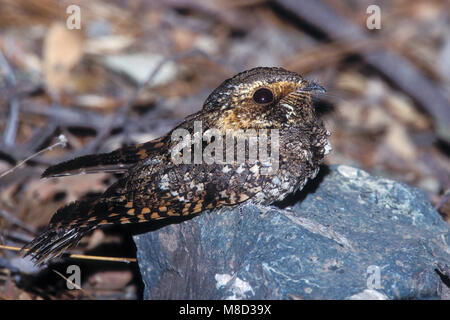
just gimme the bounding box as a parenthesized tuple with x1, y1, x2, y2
(41, 136, 168, 178)
(24, 159, 263, 264)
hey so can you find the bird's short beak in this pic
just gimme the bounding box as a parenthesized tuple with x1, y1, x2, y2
(303, 81, 326, 93)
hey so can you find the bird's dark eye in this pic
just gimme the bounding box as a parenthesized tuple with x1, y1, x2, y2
(252, 88, 274, 104)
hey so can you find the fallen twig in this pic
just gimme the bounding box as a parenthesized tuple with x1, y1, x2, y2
(0, 49, 19, 146)
(435, 189, 450, 211)
(0, 209, 35, 234)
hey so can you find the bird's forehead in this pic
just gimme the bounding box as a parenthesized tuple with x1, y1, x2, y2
(231, 67, 304, 86)
(229, 78, 304, 98)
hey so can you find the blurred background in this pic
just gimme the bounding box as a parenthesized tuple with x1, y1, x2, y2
(0, 0, 449, 299)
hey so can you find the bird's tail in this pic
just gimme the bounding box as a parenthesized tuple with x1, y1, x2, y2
(41, 137, 166, 178)
(22, 175, 139, 264)
(22, 224, 93, 265)
(22, 200, 98, 265)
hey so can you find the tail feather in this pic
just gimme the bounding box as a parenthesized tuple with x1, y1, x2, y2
(21, 199, 100, 264)
(22, 179, 132, 264)
(22, 225, 93, 265)
(42, 149, 134, 178)
(42, 137, 166, 178)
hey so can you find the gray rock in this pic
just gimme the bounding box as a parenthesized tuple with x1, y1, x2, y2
(133, 165, 450, 299)
(103, 53, 177, 86)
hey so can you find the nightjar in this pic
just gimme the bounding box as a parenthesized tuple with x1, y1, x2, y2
(23, 67, 331, 264)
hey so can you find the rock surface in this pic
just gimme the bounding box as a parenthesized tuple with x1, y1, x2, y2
(133, 165, 450, 299)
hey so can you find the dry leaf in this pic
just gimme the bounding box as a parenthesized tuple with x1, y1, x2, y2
(385, 94, 429, 130)
(43, 22, 83, 97)
(336, 72, 367, 95)
(21, 173, 109, 227)
(384, 125, 417, 161)
(87, 271, 133, 290)
(25, 173, 109, 204)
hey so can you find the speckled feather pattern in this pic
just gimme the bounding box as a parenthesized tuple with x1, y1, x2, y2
(23, 67, 330, 264)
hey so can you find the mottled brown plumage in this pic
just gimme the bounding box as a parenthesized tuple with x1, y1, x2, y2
(23, 67, 330, 264)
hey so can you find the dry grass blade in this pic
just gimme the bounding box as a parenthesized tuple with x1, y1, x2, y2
(0, 135, 67, 179)
(0, 245, 137, 264)
(52, 269, 94, 299)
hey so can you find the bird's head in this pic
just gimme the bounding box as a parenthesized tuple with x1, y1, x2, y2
(203, 67, 326, 131)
